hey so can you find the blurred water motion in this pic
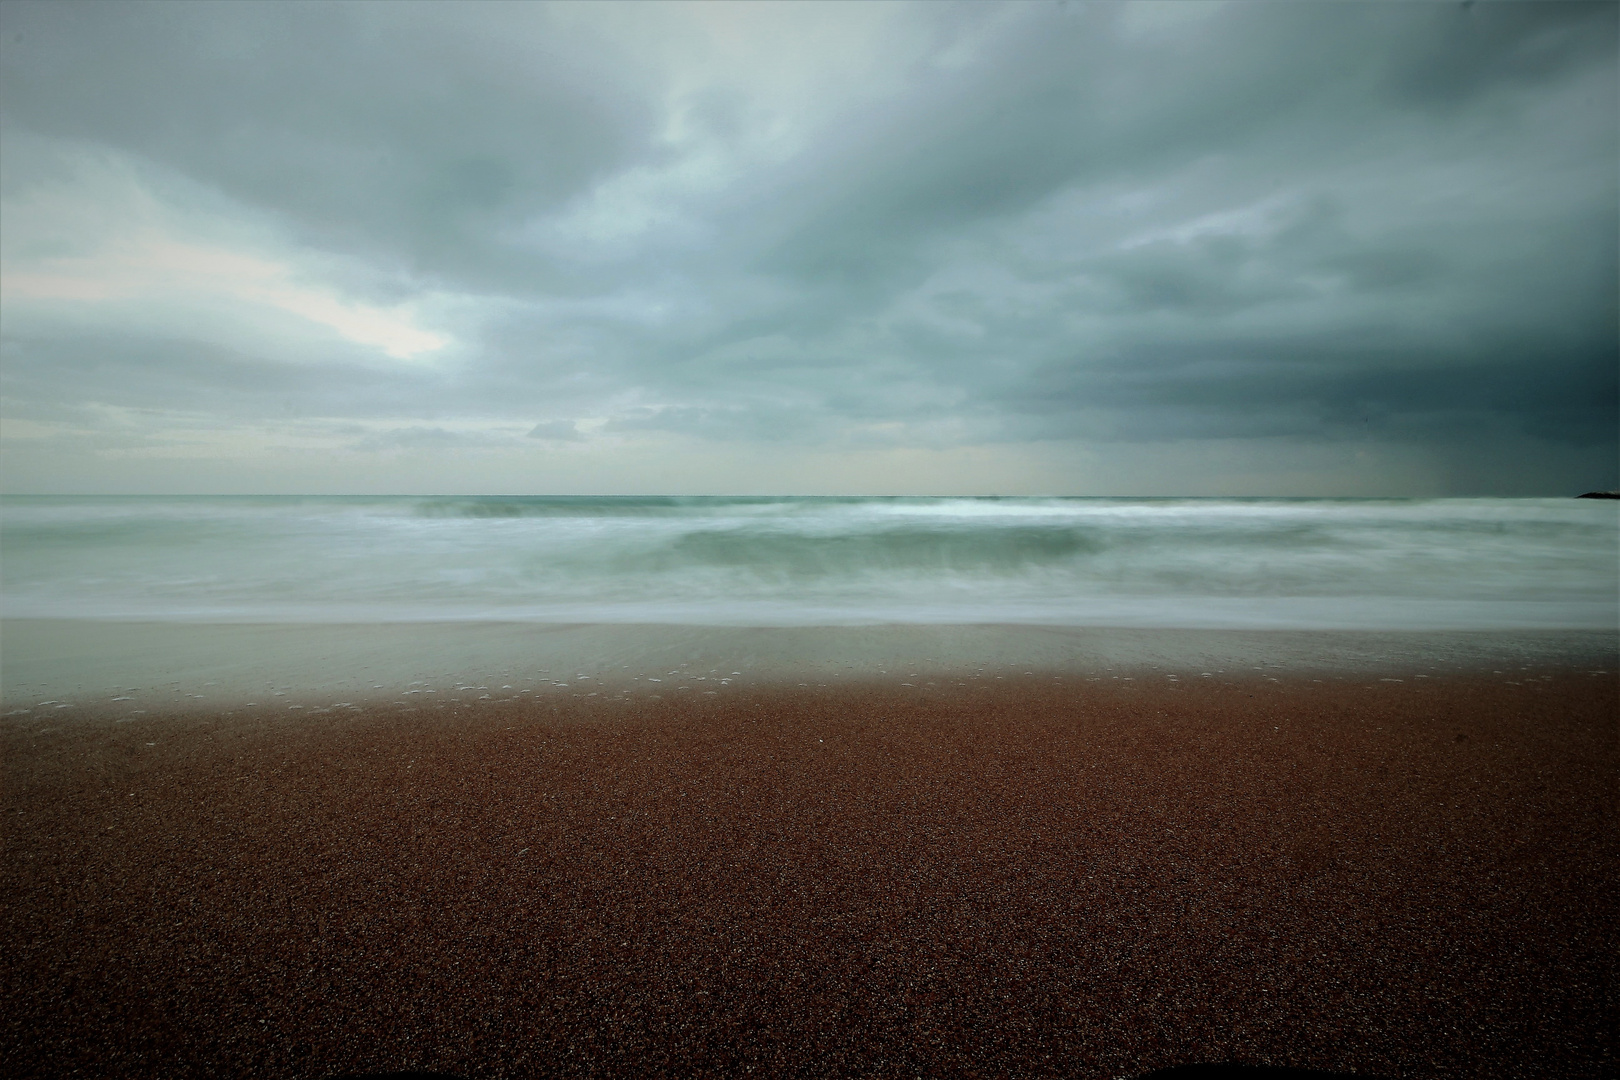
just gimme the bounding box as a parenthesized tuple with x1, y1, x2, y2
(1, 496, 1614, 629)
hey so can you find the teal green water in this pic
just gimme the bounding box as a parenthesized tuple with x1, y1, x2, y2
(1, 496, 1615, 629)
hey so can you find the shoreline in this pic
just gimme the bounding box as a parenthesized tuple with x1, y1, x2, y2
(4, 671, 1616, 1078)
(3, 618, 1615, 713)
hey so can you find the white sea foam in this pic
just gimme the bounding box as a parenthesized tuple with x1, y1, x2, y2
(1, 495, 1614, 630)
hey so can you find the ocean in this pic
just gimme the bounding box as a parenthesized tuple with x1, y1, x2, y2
(0, 495, 1614, 630)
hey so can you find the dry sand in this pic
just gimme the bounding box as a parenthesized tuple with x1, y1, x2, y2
(2, 662, 1615, 1079)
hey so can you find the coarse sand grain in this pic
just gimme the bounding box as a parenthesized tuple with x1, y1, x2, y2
(3, 673, 1614, 1078)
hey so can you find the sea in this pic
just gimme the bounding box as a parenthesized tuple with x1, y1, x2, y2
(1, 496, 1615, 631)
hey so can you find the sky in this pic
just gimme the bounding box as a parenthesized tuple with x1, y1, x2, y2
(0, 1, 1615, 496)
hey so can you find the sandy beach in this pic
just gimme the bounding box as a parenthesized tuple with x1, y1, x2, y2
(3, 644, 1614, 1079)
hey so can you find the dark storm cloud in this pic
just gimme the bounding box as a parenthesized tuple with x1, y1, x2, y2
(1, 0, 1615, 493)
(617, 2, 1614, 466)
(746, 3, 1611, 283)
(1015, 329, 1618, 445)
(1384, 0, 1616, 105)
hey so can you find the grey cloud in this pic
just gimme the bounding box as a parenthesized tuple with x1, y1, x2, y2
(743, 2, 1614, 308)
(350, 426, 502, 453)
(1320, 249, 1446, 294)
(605, 404, 812, 444)
(1, 1, 1614, 494)
(1082, 237, 1308, 316)
(0, 334, 449, 421)
(526, 420, 583, 442)
(1383, 1, 1618, 106)
(1012, 330, 1617, 447)
(1, 1, 659, 292)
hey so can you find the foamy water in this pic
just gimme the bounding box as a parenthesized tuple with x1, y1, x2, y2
(1, 496, 1615, 630)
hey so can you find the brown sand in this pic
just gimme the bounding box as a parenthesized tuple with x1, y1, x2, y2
(3, 671, 1615, 1078)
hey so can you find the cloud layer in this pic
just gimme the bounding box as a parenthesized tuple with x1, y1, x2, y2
(2, 1, 1615, 494)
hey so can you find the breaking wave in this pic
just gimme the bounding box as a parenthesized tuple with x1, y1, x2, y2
(2, 495, 1615, 629)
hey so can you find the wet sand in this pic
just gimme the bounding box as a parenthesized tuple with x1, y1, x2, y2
(5, 618, 1616, 706)
(2, 669, 1615, 1078)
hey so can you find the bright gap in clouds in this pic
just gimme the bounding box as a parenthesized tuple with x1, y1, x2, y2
(247, 280, 449, 361)
(3, 230, 450, 362)
(6, 234, 450, 361)
(0, 151, 452, 363)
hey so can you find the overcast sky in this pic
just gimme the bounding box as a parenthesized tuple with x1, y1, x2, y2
(1, 1, 1614, 495)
